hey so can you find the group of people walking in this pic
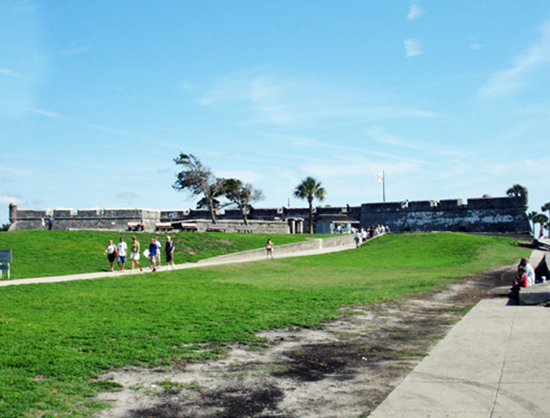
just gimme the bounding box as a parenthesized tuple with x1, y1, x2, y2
(103, 236, 175, 273)
(353, 225, 390, 247)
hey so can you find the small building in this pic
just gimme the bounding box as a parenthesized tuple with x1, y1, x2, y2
(313, 214, 359, 234)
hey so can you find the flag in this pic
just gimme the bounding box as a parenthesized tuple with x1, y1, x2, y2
(376, 172, 384, 182)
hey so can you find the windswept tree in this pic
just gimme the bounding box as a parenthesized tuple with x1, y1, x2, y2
(172, 153, 225, 223)
(222, 179, 264, 225)
(506, 184, 526, 197)
(294, 176, 326, 234)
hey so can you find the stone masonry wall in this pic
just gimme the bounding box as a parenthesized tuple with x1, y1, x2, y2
(8, 192, 531, 235)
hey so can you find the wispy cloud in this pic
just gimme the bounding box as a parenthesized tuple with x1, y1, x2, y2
(0, 68, 27, 79)
(468, 36, 483, 50)
(404, 39, 423, 57)
(27, 107, 163, 142)
(478, 21, 550, 100)
(407, 4, 423, 20)
(196, 71, 435, 126)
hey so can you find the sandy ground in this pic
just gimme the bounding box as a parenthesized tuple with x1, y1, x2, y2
(94, 266, 514, 418)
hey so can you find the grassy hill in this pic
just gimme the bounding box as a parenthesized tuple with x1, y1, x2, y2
(0, 231, 529, 417)
(0, 230, 321, 279)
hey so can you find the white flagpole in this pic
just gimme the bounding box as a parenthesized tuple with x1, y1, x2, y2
(382, 171, 386, 202)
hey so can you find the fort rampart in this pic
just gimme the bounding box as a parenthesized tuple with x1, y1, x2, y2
(7, 192, 531, 235)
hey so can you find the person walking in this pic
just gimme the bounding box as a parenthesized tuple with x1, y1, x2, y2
(154, 236, 162, 269)
(165, 236, 175, 269)
(116, 237, 127, 272)
(130, 236, 143, 273)
(265, 238, 274, 259)
(149, 238, 158, 272)
(103, 239, 117, 272)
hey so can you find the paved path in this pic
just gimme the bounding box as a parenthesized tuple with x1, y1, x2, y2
(0, 239, 357, 287)
(370, 244, 550, 418)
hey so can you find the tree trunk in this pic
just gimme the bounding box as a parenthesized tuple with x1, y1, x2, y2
(208, 200, 217, 224)
(308, 198, 314, 234)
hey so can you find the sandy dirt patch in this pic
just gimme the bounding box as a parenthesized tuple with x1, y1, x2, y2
(94, 266, 514, 418)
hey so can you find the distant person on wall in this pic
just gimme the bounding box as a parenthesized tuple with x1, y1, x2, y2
(154, 236, 162, 268)
(117, 237, 127, 272)
(130, 236, 143, 273)
(48, 215, 55, 230)
(265, 238, 274, 259)
(165, 236, 176, 269)
(518, 258, 536, 286)
(137, 219, 145, 231)
(103, 239, 117, 272)
(149, 238, 158, 272)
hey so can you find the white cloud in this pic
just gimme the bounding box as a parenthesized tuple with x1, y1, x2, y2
(196, 71, 435, 127)
(0, 68, 27, 79)
(478, 21, 550, 100)
(407, 4, 423, 20)
(404, 39, 423, 57)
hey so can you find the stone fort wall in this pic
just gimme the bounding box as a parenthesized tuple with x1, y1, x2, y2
(7, 192, 531, 235)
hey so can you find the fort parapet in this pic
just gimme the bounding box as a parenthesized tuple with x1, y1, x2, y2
(8, 191, 531, 236)
(360, 193, 530, 234)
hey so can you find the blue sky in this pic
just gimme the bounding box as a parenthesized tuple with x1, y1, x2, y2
(2, 1, 550, 227)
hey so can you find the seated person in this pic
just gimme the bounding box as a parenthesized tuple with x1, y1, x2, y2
(137, 219, 145, 231)
(509, 266, 529, 301)
(518, 258, 535, 286)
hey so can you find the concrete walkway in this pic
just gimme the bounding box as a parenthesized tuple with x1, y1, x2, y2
(0, 235, 357, 287)
(370, 244, 550, 418)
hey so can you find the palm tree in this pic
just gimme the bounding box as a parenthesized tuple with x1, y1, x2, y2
(541, 203, 550, 238)
(506, 184, 525, 197)
(533, 213, 549, 239)
(527, 211, 538, 233)
(293, 177, 326, 234)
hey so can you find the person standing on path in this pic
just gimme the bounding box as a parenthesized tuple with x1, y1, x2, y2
(265, 238, 274, 259)
(165, 236, 175, 269)
(103, 240, 117, 272)
(130, 236, 143, 273)
(117, 237, 128, 272)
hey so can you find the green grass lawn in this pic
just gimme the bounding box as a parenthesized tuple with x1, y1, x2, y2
(0, 230, 321, 279)
(0, 231, 530, 417)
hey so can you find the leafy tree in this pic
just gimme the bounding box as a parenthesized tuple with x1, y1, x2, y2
(293, 176, 326, 234)
(533, 213, 549, 239)
(172, 153, 225, 223)
(506, 184, 526, 197)
(222, 179, 264, 225)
